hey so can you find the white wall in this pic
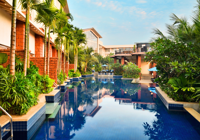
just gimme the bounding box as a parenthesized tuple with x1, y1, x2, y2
(29, 30, 35, 55)
(141, 56, 150, 74)
(0, 8, 11, 47)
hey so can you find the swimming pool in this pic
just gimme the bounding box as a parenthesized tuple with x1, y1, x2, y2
(31, 78, 200, 140)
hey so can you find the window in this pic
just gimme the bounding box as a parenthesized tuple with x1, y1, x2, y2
(105, 49, 110, 52)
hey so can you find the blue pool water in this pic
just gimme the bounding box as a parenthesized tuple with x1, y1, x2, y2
(31, 78, 200, 140)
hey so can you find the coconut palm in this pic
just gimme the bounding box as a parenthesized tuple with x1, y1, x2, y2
(81, 47, 98, 73)
(153, 0, 200, 45)
(72, 27, 86, 72)
(63, 23, 74, 77)
(19, 0, 37, 75)
(33, 0, 58, 75)
(54, 9, 69, 74)
(10, 0, 17, 75)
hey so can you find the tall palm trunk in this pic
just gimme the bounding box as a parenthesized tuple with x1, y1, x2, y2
(47, 26, 51, 75)
(67, 40, 69, 78)
(74, 46, 76, 72)
(60, 45, 62, 73)
(57, 39, 61, 73)
(63, 41, 66, 79)
(44, 26, 47, 75)
(84, 61, 88, 72)
(10, 0, 17, 76)
(23, 0, 30, 76)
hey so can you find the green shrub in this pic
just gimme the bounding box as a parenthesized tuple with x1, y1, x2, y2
(95, 64, 102, 72)
(0, 53, 8, 64)
(123, 62, 141, 78)
(82, 71, 92, 75)
(0, 67, 38, 115)
(111, 63, 124, 75)
(58, 70, 66, 85)
(68, 69, 81, 78)
(145, 38, 200, 102)
(41, 75, 54, 93)
(0, 60, 55, 115)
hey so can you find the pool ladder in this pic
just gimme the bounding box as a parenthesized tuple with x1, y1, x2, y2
(0, 106, 13, 140)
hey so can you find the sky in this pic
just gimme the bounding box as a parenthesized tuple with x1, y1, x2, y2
(68, 0, 197, 45)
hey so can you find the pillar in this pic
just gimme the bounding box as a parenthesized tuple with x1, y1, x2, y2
(16, 20, 25, 50)
(137, 55, 142, 80)
(52, 47, 57, 57)
(121, 57, 125, 65)
(97, 37, 99, 54)
(35, 35, 44, 57)
(153, 63, 157, 78)
(138, 90, 141, 100)
(137, 55, 141, 68)
(114, 58, 117, 63)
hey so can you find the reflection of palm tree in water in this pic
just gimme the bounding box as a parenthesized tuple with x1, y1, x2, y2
(143, 99, 181, 140)
(62, 84, 95, 139)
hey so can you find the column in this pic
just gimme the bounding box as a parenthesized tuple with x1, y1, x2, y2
(35, 35, 44, 57)
(153, 63, 157, 78)
(121, 57, 125, 65)
(138, 90, 141, 100)
(137, 55, 141, 79)
(16, 20, 25, 50)
(97, 37, 99, 54)
(114, 58, 117, 63)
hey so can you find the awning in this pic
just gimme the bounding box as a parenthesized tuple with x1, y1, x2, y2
(148, 67, 157, 71)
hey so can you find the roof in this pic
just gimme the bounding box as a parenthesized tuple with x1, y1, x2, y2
(83, 28, 102, 38)
(103, 44, 134, 48)
(0, 0, 55, 46)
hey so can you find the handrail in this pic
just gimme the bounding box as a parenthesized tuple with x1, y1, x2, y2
(0, 106, 13, 139)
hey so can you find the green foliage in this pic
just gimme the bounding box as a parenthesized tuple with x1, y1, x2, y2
(95, 63, 102, 72)
(122, 62, 141, 78)
(111, 63, 124, 75)
(0, 61, 55, 115)
(58, 70, 66, 85)
(68, 69, 81, 78)
(133, 45, 136, 52)
(93, 53, 114, 70)
(0, 53, 8, 65)
(41, 75, 54, 93)
(0, 67, 38, 115)
(82, 71, 92, 75)
(145, 38, 200, 102)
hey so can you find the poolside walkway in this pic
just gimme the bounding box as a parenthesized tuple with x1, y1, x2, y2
(139, 74, 152, 83)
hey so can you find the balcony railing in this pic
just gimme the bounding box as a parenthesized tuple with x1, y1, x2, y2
(115, 47, 149, 55)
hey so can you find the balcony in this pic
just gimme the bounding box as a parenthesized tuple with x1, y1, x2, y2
(115, 47, 148, 55)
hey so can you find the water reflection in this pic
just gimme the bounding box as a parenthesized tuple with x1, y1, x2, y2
(32, 77, 200, 140)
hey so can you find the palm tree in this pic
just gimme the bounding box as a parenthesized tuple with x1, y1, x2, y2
(10, 0, 17, 75)
(54, 9, 69, 74)
(19, 0, 36, 75)
(82, 47, 98, 73)
(72, 27, 86, 72)
(63, 23, 73, 77)
(33, 0, 58, 75)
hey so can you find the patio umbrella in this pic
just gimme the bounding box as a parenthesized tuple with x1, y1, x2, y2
(102, 64, 107, 67)
(148, 67, 157, 71)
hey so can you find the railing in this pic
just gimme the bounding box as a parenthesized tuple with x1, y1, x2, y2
(115, 47, 149, 55)
(115, 50, 134, 54)
(0, 106, 13, 140)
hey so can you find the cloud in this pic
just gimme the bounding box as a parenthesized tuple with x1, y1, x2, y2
(86, 0, 91, 3)
(136, 0, 147, 3)
(83, 0, 149, 18)
(94, 2, 102, 6)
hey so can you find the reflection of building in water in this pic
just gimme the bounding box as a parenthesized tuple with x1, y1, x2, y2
(111, 83, 157, 111)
